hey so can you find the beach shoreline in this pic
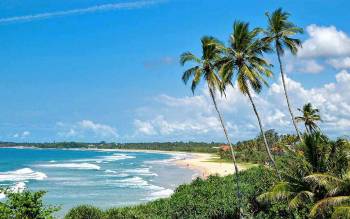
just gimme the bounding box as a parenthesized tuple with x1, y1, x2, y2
(0, 146, 247, 179)
(99, 149, 248, 178)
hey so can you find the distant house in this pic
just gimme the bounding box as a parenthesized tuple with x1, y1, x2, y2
(220, 145, 231, 152)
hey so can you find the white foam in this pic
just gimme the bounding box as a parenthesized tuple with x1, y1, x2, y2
(150, 188, 173, 198)
(0, 168, 47, 182)
(38, 163, 100, 170)
(123, 168, 158, 176)
(105, 169, 117, 174)
(0, 181, 27, 200)
(11, 182, 26, 193)
(145, 153, 189, 165)
(112, 176, 149, 188)
(75, 153, 135, 163)
(142, 185, 174, 201)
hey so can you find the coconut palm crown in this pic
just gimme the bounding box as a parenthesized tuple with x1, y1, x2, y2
(180, 36, 224, 94)
(295, 103, 322, 134)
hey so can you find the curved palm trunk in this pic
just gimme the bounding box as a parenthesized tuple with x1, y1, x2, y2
(275, 44, 303, 143)
(246, 90, 276, 166)
(208, 87, 243, 218)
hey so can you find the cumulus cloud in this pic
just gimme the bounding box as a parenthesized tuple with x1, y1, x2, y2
(57, 120, 118, 140)
(327, 57, 350, 69)
(286, 58, 324, 74)
(298, 25, 350, 58)
(134, 70, 350, 141)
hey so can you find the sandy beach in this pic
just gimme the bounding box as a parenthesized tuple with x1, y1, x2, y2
(173, 153, 250, 178)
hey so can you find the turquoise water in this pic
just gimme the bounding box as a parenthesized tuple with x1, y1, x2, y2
(0, 147, 197, 217)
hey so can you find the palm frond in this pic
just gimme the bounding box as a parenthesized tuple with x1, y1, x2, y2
(310, 196, 350, 218)
(181, 66, 200, 84)
(289, 191, 314, 209)
(257, 182, 294, 204)
(180, 52, 201, 65)
(332, 206, 350, 219)
(304, 173, 343, 191)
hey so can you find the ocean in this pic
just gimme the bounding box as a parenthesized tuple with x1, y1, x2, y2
(0, 147, 197, 217)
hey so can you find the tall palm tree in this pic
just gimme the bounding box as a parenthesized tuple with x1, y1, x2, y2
(295, 103, 322, 134)
(180, 36, 243, 217)
(219, 21, 277, 168)
(264, 8, 304, 142)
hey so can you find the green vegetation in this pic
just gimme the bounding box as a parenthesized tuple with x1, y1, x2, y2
(65, 166, 277, 219)
(0, 189, 59, 219)
(258, 132, 350, 218)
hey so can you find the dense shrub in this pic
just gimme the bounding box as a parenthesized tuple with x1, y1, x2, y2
(0, 190, 59, 219)
(65, 205, 104, 219)
(99, 166, 276, 219)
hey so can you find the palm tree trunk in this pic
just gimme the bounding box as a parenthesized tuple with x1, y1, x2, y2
(208, 87, 243, 218)
(276, 44, 303, 143)
(246, 90, 276, 166)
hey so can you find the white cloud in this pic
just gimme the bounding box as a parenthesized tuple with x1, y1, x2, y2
(134, 70, 350, 141)
(327, 57, 350, 69)
(286, 58, 324, 74)
(298, 25, 350, 58)
(134, 119, 157, 135)
(57, 120, 118, 140)
(13, 131, 31, 138)
(0, 0, 163, 24)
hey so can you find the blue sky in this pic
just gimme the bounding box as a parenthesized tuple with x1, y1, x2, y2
(0, 0, 349, 142)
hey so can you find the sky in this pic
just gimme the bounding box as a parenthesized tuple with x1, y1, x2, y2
(0, 0, 349, 143)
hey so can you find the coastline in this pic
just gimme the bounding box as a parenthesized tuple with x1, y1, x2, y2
(0, 146, 251, 179)
(101, 149, 251, 178)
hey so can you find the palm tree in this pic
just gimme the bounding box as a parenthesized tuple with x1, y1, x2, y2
(180, 36, 243, 218)
(218, 21, 277, 168)
(295, 103, 322, 134)
(258, 173, 350, 218)
(305, 174, 350, 218)
(264, 8, 303, 142)
(259, 133, 350, 218)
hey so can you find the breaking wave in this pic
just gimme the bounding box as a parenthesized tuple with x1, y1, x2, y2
(0, 168, 47, 182)
(38, 163, 101, 170)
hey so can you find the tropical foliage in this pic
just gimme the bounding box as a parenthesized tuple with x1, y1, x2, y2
(258, 132, 350, 218)
(0, 189, 59, 219)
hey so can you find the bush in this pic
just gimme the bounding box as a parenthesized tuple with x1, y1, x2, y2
(106, 166, 276, 219)
(65, 205, 104, 219)
(168, 166, 277, 218)
(105, 199, 170, 219)
(0, 190, 59, 219)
